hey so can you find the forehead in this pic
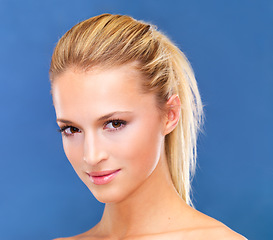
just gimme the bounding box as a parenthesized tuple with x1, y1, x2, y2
(52, 64, 157, 120)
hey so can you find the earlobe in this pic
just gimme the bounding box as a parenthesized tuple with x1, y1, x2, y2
(164, 94, 181, 135)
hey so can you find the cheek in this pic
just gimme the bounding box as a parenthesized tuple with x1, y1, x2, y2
(134, 130, 163, 173)
(112, 120, 164, 175)
(62, 137, 83, 170)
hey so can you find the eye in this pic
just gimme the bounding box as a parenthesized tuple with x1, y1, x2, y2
(58, 126, 81, 136)
(104, 119, 127, 131)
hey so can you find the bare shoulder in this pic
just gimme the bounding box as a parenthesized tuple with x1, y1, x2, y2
(53, 232, 90, 240)
(198, 216, 246, 239)
(53, 237, 78, 240)
(131, 225, 246, 240)
(54, 237, 72, 240)
(204, 225, 247, 240)
(180, 206, 247, 240)
(53, 234, 97, 240)
(53, 235, 96, 240)
(160, 224, 247, 240)
(53, 225, 100, 240)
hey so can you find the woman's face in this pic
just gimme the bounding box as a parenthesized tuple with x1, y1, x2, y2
(52, 64, 167, 203)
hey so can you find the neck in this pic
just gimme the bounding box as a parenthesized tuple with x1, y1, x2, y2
(96, 155, 189, 238)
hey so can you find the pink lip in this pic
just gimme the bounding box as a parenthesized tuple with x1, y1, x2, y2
(88, 169, 121, 185)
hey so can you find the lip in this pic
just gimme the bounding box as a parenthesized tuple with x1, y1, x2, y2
(88, 169, 121, 185)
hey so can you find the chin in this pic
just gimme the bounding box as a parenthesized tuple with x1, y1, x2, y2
(88, 185, 131, 204)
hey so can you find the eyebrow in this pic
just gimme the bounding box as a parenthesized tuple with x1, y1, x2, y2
(56, 119, 74, 124)
(56, 111, 132, 124)
(98, 111, 132, 121)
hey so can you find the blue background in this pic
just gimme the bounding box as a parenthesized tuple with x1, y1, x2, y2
(0, 0, 272, 239)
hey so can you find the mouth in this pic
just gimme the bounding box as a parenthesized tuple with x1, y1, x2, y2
(88, 169, 121, 185)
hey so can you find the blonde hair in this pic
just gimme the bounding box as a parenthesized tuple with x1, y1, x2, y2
(50, 14, 203, 206)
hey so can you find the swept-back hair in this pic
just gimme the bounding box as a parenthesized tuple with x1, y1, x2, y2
(50, 14, 203, 206)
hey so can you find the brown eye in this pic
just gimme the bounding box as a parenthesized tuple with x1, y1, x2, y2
(59, 126, 81, 136)
(64, 126, 81, 135)
(104, 119, 127, 130)
(70, 127, 79, 133)
(112, 121, 121, 128)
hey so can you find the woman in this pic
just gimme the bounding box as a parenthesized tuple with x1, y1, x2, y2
(50, 14, 246, 239)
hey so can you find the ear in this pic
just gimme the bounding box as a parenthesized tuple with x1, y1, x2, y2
(163, 94, 181, 135)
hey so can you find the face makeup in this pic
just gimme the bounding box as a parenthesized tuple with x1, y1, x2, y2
(89, 169, 121, 185)
(53, 64, 166, 203)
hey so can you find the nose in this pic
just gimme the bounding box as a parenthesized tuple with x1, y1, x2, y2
(83, 132, 108, 165)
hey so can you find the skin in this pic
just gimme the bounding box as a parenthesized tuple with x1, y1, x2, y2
(52, 63, 246, 240)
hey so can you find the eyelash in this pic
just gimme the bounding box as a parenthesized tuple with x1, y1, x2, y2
(104, 119, 127, 131)
(58, 119, 127, 136)
(58, 126, 81, 137)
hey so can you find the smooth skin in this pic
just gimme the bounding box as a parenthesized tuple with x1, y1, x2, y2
(52, 63, 246, 240)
